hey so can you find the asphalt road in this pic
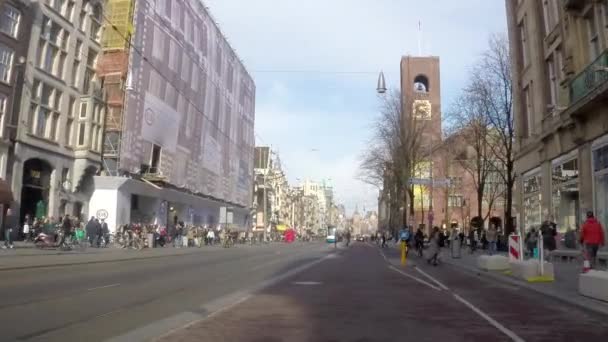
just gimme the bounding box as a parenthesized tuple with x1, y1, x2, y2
(161, 242, 608, 342)
(0, 242, 335, 342)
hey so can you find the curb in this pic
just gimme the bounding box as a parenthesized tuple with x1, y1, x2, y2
(443, 258, 608, 317)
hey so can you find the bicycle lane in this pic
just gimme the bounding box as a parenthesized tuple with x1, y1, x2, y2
(159, 243, 516, 342)
(381, 246, 608, 341)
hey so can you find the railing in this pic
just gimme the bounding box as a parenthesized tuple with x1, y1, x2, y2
(569, 50, 608, 104)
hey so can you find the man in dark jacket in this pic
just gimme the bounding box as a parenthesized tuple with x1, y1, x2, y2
(85, 216, 97, 247)
(581, 211, 605, 269)
(95, 218, 103, 247)
(3, 208, 17, 249)
(540, 216, 557, 252)
(100, 219, 109, 247)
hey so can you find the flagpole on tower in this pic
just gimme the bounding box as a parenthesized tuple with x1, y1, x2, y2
(417, 20, 423, 56)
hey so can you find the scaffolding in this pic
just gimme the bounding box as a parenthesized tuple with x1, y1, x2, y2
(100, 0, 134, 176)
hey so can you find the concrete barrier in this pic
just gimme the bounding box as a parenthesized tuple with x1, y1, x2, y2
(579, 270, 608, 302)
(510, 259, 554, 282)
(477, 255, 510, 271)
(549, 249, 581, 262)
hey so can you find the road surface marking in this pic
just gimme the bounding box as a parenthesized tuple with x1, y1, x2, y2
(388, 265, 441, 291)
(414, 267, 450, 291)
(379, 249, 388, 261)
(452, 293, 525, 342)
(87, 283, 120, 291)
(292, 281, 322, 286)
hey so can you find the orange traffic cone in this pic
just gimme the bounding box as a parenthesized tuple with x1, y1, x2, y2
(582, 249, 591, 273)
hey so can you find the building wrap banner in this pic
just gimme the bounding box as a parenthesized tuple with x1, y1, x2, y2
(120, 0, 255, 207)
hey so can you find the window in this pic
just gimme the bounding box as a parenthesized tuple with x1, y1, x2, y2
(171, 1, 181, 27)
(150, 144, 161, 173)
(75, 39, 83, 61)
(184, 13, 192, 42)
(518, 18, 529, 66)
(0, 4, 20, 38)
(68, 96, 75, 117)
(77, 122, 86, 146)
(148, 69, 163, 98)
(61, 167, 69, 184)
(181, 54, 190, 82)
(65, 117, 73, 146)
(90, 4, 102, 41)
(36, 107, 49, 136)
(79, 3, 87, 31)
(169, 39, 178, 71)
(586, 9, 601, 61)
(542, 0, 559, 34)
(185, 103, 194, 138)
(522, 84, 532, 137)
(152, 25, 164, 60)
(200, 25, 208, 56)
(71, 60, 80, 86)
(0, 43, 14, 83)
(49, 112, 60, 140)
(165, 84, 177, 109)
(80, 102, 88, 118)
(192, 66, 199, 91)
(0, 94, 6, 137)
(546, 55, 558, 111)
(448, 195, 464, 207)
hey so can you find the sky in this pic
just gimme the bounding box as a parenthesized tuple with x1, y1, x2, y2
(205, 0, 507, 215)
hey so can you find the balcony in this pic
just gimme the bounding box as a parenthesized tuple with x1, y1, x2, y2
(569, 50, 608, 105)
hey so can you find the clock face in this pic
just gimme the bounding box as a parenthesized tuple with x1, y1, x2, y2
(413, 100, 432, 120)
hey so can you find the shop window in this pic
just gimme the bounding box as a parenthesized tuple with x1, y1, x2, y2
(552, 158, 580, 233)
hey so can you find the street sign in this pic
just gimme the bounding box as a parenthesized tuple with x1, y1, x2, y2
(408, 178, 451, 186)
(408, 178, 431, 185)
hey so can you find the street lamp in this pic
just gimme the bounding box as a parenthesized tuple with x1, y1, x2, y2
(376, 71, 387, 94)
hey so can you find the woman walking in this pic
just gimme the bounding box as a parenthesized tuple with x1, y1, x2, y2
(427, 226, 441, 266)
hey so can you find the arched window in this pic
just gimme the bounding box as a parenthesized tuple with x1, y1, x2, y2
(413, 74, 429, 93)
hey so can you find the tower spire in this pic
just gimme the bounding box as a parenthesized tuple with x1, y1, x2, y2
(417, 20, 423, 56)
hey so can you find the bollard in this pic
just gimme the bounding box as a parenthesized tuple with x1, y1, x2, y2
(401, 241, 407, 266)
(508, 233, 523, 262)
(538, 230, 544, 276)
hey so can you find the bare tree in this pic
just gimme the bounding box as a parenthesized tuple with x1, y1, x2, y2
(358, 90, 428, 231)
(448, 88, 494, 224)
(474, 34, 515, 234)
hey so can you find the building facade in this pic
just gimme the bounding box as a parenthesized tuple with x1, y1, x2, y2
(7, 0, 106, 225)
(92, 0, 255, 232)
(507, 0, 608, 238)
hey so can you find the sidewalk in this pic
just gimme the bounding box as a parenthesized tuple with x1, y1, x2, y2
(439, 247, 608, 316)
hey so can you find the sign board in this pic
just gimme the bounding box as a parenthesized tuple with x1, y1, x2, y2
(408, 178, 451, 187)
(96, 209, 109, 220)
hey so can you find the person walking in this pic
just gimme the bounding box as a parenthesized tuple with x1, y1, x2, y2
(100, 219, 109, 247)
(427, 226, 441, 266)
(580, 211, 605, 269)
(206, 228, 215, 246)
(85, 216, 97, 247)
(525, 228, 538, 257)
(486, 224, 498, 255)
(3, 208, 17, 249)
(22, 214, 32, 241)
(540, 216, 557, 253)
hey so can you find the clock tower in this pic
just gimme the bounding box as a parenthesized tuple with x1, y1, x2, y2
(400, 56, 444, 232)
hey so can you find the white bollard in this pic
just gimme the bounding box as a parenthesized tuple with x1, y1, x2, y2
(508, 233, 523, 262)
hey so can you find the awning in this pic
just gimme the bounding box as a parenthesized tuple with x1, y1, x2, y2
(0, 179, 14, 205)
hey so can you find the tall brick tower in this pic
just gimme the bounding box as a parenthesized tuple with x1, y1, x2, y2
(400, 56, 445, 232)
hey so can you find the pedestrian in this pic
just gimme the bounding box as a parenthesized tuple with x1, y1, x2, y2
(427, 226, 441, 266)
(564, 227, 577, 249)
(540, 215, 557, 253)
(22, 214, 32, 241)
(486, 224, 498, 255)
(100, 219, 109, 247)
(85, 216, 97, 247)
(381, 232, 387, 248)
(525, 228, 538, 257)
(468, 229, 477, 253)
(206, 228, 215, 245)
(3, 208, 17, 249)
(580, 211, 605, 269)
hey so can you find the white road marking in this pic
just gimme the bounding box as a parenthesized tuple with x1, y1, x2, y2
(414, 267, 449, 291)
(453, 293, 525, 342)
(388, 265, 441, 291)
(87, 283, 120, 291)
(292, 281, 322, 286)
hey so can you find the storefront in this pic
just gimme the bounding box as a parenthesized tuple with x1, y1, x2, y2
(593, 135, 608, 240)
(88, 176, 250, 233)
(522, 168, 542, 232)
(551, 150, 580, 233)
